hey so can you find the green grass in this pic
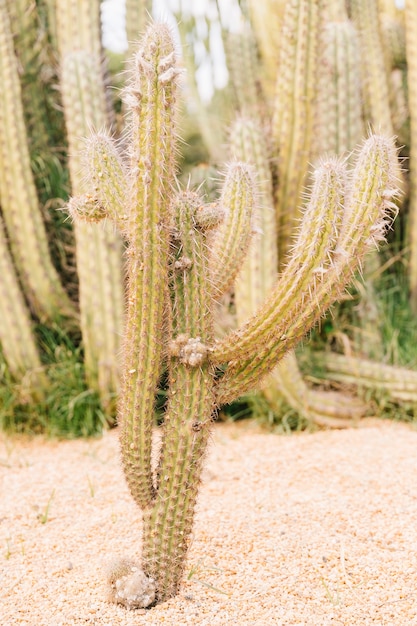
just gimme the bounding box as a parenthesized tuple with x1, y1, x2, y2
(0, 324, 108, 438)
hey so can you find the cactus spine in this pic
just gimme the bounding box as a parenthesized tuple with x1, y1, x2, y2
(0, 0, 74, 321)
(76, 24, 398, 606)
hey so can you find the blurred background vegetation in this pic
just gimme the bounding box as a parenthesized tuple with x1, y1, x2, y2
(1, 0, 417, 437)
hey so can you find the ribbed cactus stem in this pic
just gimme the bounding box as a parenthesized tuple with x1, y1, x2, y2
(247, 0, 285, 97)
(350, 0, 394, 135)
(224, 21, 262, 115)
(209, 163, 256, 297)
(0, 0, 74, 321)
(118, 25, 181, 509)
(142, 192, 216, 601)
(315, 20, 364, 159)
(60, 50, 124, 410)
(272, 0, 320, 263)
(126, 0, 151, 54)
(406, 0, 417, 311)
(230, 117, 277, 307)
(0, 216, 46, 396)
(215, 136, 398, 404)
(56, 0, 102, 57)
(317, 352, 417, 404)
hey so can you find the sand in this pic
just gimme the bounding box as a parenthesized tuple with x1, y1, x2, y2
(1, 420, 416, 625)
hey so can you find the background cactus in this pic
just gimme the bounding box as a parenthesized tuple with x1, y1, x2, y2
(0, 0, 74, 322)
(56, 0, 124, 412)
(72, 23, 399, 605)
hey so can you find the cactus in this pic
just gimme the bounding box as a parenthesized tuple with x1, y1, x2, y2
(272, 0, 321, 263)
(247, 0, 286, 98)
(314, 19, 364, 160)
(56, 0, 124, 411)
(0, 0, 74, 321)
(315, 352, 417, 404)
(69, 23, 399, 605)
(126, 0, 151, 53)
(350, 0, 394, 135)
(0, 215, 47, 397)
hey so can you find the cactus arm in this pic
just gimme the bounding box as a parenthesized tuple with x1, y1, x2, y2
(211, 156, 347, 367)
(0, 0, 74, 321)
(214, 136, 398, 404)
(230, 115, 365, 425)
(209, 163, 256, 297)
(118, 26, 181, 509)
(84, 133, 129, 233)
(142, 192, 216, 601)
(317, 352, 417, 404)
(406, 0, 417, 311)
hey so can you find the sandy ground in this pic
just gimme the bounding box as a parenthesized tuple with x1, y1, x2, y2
(1, 420, 417, 626)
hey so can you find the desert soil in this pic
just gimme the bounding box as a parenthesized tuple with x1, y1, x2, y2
(0, 420, 416, 626)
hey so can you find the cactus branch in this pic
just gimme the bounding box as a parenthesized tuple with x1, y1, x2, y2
(215, 136, 399, 404)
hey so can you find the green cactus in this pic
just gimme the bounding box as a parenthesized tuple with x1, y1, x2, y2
(56, 0, 124, 411)
(0, 215, 47, 397)
(350, 0, 394, 135)
(0, 0, 74, 321)
(315, 352, 417, 405)
(272, 0, 322, 263)
(314, 19, 364, 160)
(231, 115, 367, 426)
(126, 0, 151, 54)
(71, 23, 399, 607)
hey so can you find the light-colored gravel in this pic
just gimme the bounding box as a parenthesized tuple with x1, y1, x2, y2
(1, 420, 416, 625)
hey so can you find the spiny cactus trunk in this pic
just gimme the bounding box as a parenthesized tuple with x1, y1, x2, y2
(142, 192, 216, 601)
(272, 0, 321, 264)
(0, 0, 74, 321)
(56, 0, 124, 412)
(0, 215, 47, 397)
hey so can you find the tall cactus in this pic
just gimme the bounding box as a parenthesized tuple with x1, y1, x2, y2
(0, 0, 74, 321)
(56, 0, 124, 410)
(272, 0, 321, 263)
(71, 23, 399, 607)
